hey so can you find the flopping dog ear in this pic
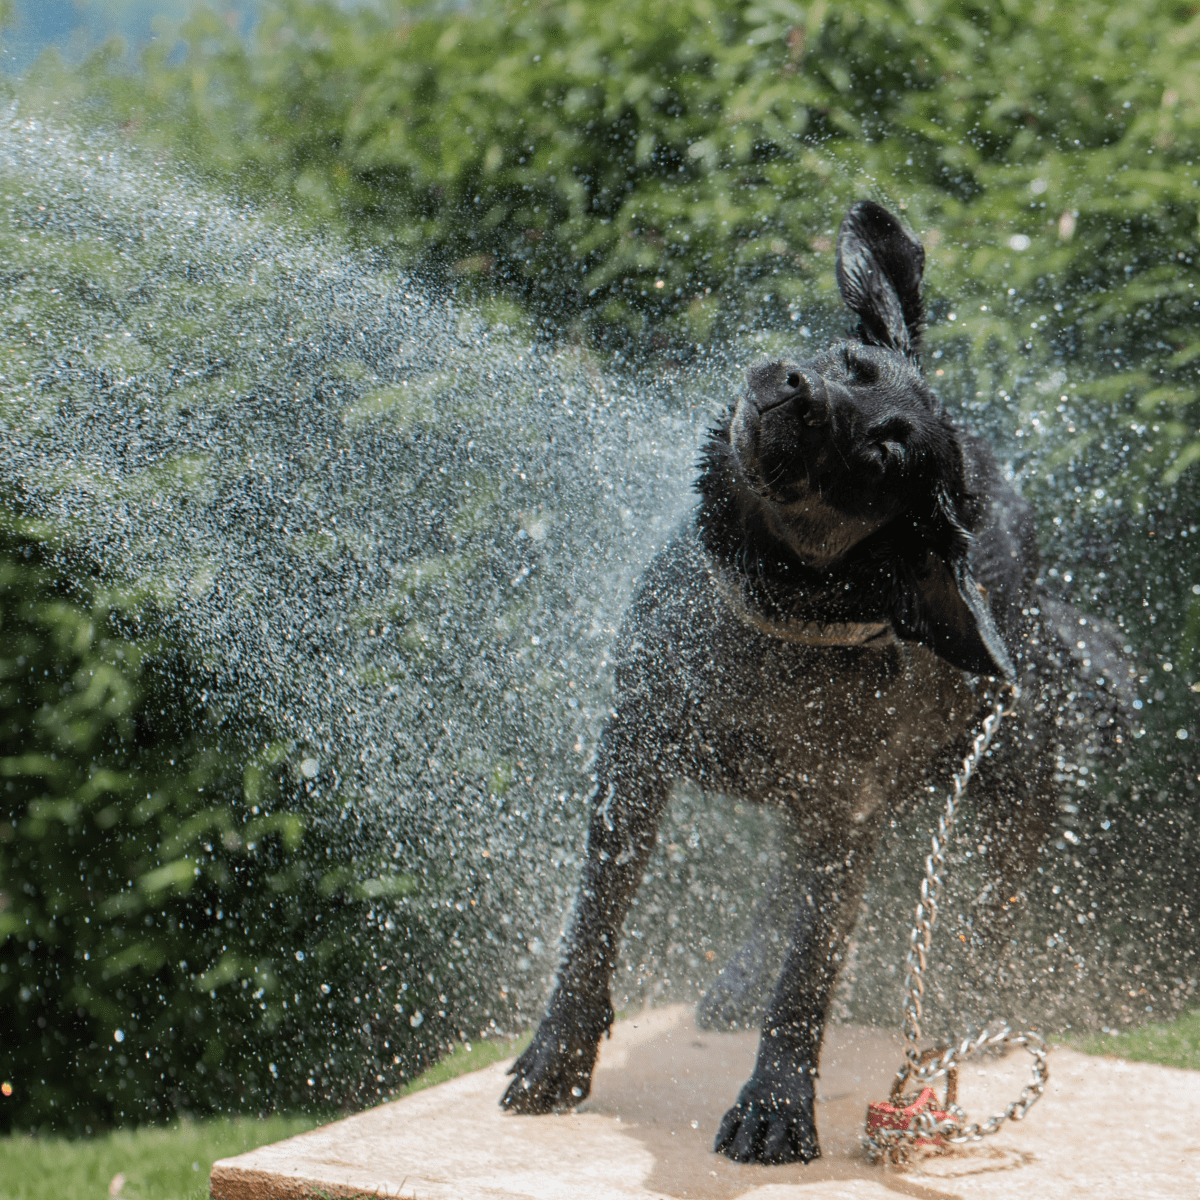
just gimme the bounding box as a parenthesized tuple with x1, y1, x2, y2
(888, 490, 1015, 680)
(836, 200, 926, 360)
(901, 552, 1015, 679)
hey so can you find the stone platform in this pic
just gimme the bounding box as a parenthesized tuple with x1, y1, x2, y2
(211, 1005, 1200, 1199)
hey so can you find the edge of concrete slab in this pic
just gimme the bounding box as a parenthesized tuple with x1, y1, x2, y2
(208, 1006, 1200, 1200)
(210, 1165, 376, 1200)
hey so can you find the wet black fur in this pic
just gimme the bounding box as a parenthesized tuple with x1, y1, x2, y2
(500, 201, 1130, 1164)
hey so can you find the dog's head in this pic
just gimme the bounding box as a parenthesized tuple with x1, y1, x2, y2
(725, 200, 1013, 680)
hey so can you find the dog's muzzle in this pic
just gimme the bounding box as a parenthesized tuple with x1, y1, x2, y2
(754, 370, 851, 431)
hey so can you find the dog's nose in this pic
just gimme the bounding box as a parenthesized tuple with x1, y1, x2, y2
(759, 370, 833, 428)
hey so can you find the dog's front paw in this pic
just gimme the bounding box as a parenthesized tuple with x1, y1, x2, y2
(500, 1004, 612, 1114)
(713, 1069, 819, 1164)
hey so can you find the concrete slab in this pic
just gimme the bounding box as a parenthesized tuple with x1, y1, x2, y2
(211, 1005, 1200, 1200)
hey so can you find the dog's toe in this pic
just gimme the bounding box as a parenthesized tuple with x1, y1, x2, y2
(499, 1014, 604, 1114)
(500, 1071, 558, 1114)
(500, 1058, 580, 1113)
(714, 1103, 756, 1161)
(762, 1113, 809, 1164)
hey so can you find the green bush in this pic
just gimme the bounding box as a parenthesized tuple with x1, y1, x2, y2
(0, 528, 434, 1134)
(2, 0, 1199, 1098)
(0, 113, 632, 1133)
(31, 0, 1200, 479)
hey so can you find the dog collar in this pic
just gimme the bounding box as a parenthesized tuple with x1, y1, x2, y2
(709, 561, 895, 649)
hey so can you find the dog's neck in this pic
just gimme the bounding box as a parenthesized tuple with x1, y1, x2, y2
(706, 556, 895, 648)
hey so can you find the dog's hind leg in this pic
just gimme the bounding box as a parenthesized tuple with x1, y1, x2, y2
(697, 816, 805, 1031)
(714, 823, 877, 1164)
(500, 728, 672, 1113)
(951, 699, 1057, 1008)
(695, 870, 793, 1031)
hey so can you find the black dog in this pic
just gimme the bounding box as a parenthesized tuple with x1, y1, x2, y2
(501, 201, 1126, 1163)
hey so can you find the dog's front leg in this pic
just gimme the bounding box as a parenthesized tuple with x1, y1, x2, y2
(501, 734, 671, 1113)
(714, 838, 875, 1164)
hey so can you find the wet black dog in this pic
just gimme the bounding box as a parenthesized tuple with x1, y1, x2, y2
(501, 201, 1127, 1163)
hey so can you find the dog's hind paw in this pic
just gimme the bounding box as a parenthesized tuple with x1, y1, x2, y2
(714, 1074, 820, 1164)
(499, 1006, 610, 1114)
(696, 930, 781, 1031)
(696, 962, 767, 1031)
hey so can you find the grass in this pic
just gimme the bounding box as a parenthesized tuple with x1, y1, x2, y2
(395, 1031, 531, 1097)
(0, 1034, 530, 1200)
(1072, 1008, 1200, 1070)
(0, 1114, 323, 1200)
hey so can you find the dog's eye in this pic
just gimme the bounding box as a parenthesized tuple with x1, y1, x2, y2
(845, 353, 879, 385)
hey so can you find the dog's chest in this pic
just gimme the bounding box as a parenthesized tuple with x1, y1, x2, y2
(702, 636, 972, 796)
(623, 530, 984, 820)
(657, 565, 979, 819)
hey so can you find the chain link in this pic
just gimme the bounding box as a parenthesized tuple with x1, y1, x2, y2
(864, 683, 1051, 1165)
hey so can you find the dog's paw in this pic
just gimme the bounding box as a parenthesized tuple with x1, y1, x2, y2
(713, 1070, 819, 1164)
(500, 1005, 612, 1114)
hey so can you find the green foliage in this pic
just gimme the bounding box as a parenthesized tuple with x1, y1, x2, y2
(0, 531, 429, 1134)
(0, 117, 620, 1116)
(25, 0, 1200, 486)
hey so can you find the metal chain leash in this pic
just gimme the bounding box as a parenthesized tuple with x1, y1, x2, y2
(864, 683, 1050, 1165)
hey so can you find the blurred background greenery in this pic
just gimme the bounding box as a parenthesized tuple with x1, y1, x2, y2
(1, 0, 1199, 1144)
(0, 525, 433, 1133)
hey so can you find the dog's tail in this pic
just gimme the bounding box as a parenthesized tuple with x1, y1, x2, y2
(1036, 594, 1140, 754)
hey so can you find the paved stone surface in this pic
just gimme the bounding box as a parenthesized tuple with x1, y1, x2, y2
(211, 1005, 1200, 1199)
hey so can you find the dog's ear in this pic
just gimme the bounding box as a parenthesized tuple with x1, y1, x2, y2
(888, 488, 1015, 680)
(903, 552, 1015, 680)
(836, 200, 926, 359)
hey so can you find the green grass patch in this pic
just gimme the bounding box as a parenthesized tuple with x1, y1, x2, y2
(0, 1114, 322, 1200)
(0, 1033, 530, 1200)
(396, 1031, 531, 1097)
(1074, 1009, 1200, 1070)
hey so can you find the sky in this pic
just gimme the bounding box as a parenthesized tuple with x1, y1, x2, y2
(1, 1, 253, 74)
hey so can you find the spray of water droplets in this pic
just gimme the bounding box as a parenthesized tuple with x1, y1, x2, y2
(1, 110, 1196, 1060)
